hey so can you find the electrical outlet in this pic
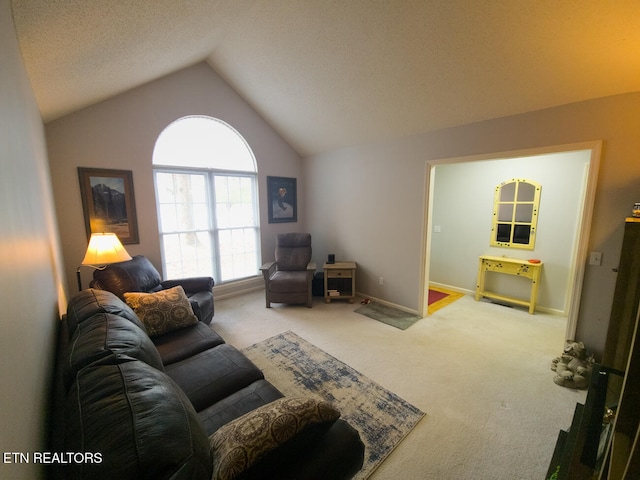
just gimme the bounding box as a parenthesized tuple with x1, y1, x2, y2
(379, 277, 384, 286)
(589, 252, 602, 266)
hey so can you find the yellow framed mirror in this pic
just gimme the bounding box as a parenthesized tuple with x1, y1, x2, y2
(490, 178, 541, 249)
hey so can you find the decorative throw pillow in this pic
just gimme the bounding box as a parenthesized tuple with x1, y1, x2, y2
(124, 286, 198, 336)
(209, 397, 340, 480)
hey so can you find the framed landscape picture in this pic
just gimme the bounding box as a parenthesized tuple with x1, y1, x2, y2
(78, 167, 139, 244)
(267, 176, 297, 223)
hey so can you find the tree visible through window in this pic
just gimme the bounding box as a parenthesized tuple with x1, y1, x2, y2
(490, 178, 541, 249)
(153, 116, 260, 282)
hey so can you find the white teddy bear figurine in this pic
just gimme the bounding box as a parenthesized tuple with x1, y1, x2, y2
(550, 341, 595, 389)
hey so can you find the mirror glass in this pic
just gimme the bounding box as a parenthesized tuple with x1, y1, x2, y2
(515, 204, 533, 222)
(500, 182, 516, 201)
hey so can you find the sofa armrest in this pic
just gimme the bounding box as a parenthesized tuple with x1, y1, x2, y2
(229, 418, 364, 480)
(161, 277, 214, 294)
(209, 397, 363, 480)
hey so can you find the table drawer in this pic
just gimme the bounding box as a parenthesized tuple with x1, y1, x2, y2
(327, 269, 352, 278)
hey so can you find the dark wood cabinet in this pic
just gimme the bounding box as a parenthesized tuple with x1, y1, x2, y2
(602, 218, 640, 372)
(547, 218, 640, 480)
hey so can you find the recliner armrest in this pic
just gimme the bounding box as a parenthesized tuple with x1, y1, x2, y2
(160, 277, 214, 294)
(260, 262, 277, 278)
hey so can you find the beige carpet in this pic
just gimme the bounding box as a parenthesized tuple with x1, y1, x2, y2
(210, 290, 586, 480)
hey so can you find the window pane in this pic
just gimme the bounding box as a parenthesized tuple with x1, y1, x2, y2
(498, 204, 513, 222)
(499, 182, 516, 201)
(496, 224, 511, 242)
(513, 225, 531, 244)
(517, 182, 535, 202)
(153, 116, 256, 172)
(158, 204, 177, 232)
(156, 172, 208, 233)
(215, 176, 256, 229)
(515, 204, 533, 222)
(162, 231, 213, 278)
(218, 228, 258, 281)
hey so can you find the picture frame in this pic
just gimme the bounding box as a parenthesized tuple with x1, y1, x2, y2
(267, 176, 297, 223)
(78, 167, 139, 244)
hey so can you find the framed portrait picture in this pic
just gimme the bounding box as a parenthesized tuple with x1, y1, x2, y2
(78, 167, 139, 244)
(267, 176, 297, 223)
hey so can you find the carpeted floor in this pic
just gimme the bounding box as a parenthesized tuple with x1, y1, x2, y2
(242, 331, 425, 479)
(210, 290, 586, 480)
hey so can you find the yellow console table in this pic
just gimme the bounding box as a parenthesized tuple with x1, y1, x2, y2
(475, 255, 543, 314)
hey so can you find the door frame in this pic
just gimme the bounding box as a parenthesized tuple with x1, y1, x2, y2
(419, 140, 602, 341)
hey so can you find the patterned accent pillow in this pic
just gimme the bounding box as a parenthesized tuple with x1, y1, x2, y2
(209, 397, 340, 480)
(124, 285, 198, 336)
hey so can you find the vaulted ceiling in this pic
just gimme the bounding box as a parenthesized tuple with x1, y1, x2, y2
(11, 0, 640, 157)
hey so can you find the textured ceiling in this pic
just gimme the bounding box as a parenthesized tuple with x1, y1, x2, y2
(11, 0, 640, 157)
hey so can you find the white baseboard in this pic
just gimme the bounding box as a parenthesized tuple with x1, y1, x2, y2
(355, 291, 420, 316)
(429, 282, 474, 296)
(214, 276, 264, 300)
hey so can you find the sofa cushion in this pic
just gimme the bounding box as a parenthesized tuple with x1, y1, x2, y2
(164, 344, 264, 412)
(124, 285, 198, 336)
(153, 322, 225, 366)
(198, 380, 283, 435)
(61, 355, 212, 480)
(64, 312, 164, 389)
(269, 271, 309, 293)
(66, 288, 144, 337)
(209, 397, 340, 480)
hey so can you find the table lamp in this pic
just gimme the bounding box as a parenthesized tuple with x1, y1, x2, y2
(76, 233, 132, 291)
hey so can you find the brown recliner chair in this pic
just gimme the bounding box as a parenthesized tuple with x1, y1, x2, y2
(90, 255, 215, 324)
(260, 233, 316, 308)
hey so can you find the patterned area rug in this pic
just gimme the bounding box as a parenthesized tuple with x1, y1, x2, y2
(428, 286, 465, 314)
(355, 302, 422, 330)
(242, 331, 425, 479)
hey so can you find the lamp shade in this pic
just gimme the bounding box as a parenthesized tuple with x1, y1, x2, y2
(81, 233, 132, 266)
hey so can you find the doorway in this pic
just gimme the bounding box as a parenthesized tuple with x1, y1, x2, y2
(420, 141, 601, 342)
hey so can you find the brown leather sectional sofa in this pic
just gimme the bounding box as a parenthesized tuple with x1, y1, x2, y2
(49, 289, 364, 479)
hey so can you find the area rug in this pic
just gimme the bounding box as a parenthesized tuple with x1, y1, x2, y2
(427, 286, 464, 314)
(242, 331, 425, 479)
(355, 302, 422, 330)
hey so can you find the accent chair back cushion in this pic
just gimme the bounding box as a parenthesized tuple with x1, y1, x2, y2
(275, 233, 312, 271)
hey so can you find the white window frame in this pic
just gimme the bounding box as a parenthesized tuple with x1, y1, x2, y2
(152, 116, 261, 284)
(153, 166, 260, 283)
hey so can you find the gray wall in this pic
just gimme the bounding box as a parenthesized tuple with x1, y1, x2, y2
(1, 1, 66, 478)
(45, 61, 640, 361)
(46, 63, 305, 293)
(305, 93, 640, 358)
(430, 150, 590, 313)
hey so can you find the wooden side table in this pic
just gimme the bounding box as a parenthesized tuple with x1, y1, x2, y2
(324, 262, 357, 303)
(475, 255, 543, 314)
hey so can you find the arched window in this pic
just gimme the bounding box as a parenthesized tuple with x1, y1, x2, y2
(153, 116, 260, 283)
(490, 178, 541, 249)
